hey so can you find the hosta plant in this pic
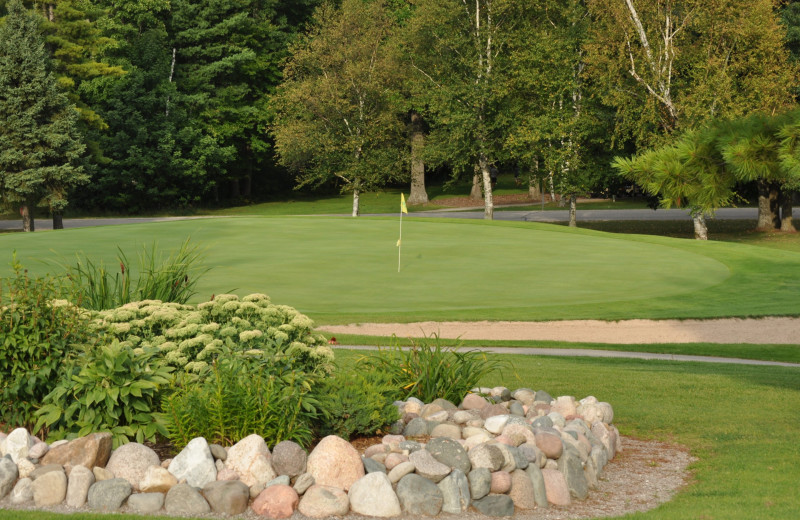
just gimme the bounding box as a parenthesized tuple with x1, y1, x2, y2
(35, 340, 174, 448)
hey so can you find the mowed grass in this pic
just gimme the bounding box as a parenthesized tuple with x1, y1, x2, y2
(2, 352, 798, 520)
(1, 217, 799, 324)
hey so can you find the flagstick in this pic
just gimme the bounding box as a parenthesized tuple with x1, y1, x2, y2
(398, 208, 403, 272)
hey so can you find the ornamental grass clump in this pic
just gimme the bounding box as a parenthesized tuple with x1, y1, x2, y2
(92, 293, 334, 375)
(358, 334, 508, 404)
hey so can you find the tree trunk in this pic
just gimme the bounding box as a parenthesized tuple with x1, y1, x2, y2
(568, 195, 577, 227)
(528, 180, 541, 199)
(20, 204, 34, 232)
(478, 153, 494, 220)
(242, 175, 252, 198)
(470, 166, 483, 200)
(548, 172, 556, 203)
(407, 111, 428, 205)
(692, 213, 708, 240)
(352, 186, 360, 217)
(230, 178, 241, 198)
(780, 190, 796, 232)
(756, 180, 779, 231)
(53, 212, 64, 230)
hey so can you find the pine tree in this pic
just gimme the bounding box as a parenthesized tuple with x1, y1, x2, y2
(0, 0, 88, 231)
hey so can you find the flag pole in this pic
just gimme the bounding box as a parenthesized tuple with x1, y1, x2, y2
(398, 208, 403, 272)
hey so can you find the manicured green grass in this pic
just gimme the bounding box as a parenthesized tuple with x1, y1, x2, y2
(328, 334, 800, 364)
(1, 217, 799, 324)
(4, 352, 796, 520)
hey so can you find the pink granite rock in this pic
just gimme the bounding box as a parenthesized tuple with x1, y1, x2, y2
(535, 431, 563, 459)
(490, 471, 512, 494)
(251, 484, 298, 519)
(542, 468, 571, 506)
(384, 453, 408, 470)
(41, 433, 112, 471)
(306, 436, 364, 491)
(460, 394, 490, 410)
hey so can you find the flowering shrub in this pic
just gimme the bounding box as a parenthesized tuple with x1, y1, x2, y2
(91, 294, 334, 374)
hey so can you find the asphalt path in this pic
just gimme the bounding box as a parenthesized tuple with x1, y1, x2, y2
(0, 207, 758, 231)
(334, 345, 800, 368)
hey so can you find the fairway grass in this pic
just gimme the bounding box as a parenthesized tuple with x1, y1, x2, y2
(2, 352, 797, 520)
(1, 217, 799, 324)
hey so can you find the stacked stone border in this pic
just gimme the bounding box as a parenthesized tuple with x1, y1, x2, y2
(0, 387, 620, 518)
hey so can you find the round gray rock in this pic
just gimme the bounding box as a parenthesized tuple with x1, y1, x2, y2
(468, 468, 491, 500)
(0, 455, 20, 499)
(127, 492, 165, 513)
(438, 468, 471, 514)
(271, 440, 307, 478)
(409, 449, 451, 483)
(403, 417, 430, 437)
(396, 473, 444, 515)
(472, 494, 515, 517)
(87, 478, 132, 511)
(426, 437, 471, 474)
(202, 480, 250, 515)
(298, 485, 350, 518)
(348, 472, 401, 518)
(165, 483, 211, 515)
(105, 443, 160, 491)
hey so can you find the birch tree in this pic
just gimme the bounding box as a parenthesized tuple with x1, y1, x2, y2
(272, 0, 404, 216)
(404, 0, 534, 220)
(588, 0, 797, 233)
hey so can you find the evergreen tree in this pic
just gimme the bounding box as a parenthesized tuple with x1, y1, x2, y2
(0, 0, 87, 231)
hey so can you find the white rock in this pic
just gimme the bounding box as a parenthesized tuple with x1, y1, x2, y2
(484, 415, 510, 434)
(66, 465, 95, 507)
(6, 428, 34, 463)
(225, 434, 275, 487)
(168, 437, 217, 488)
(10, 478, 33, 504)
(348, 472, 401, 517)
(17, 458, 35, 479)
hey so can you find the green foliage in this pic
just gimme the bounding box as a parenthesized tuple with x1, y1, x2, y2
(34, 340, 173, 448)
(0, 254, 91, 432)
(318, 369, 400, 440)
(0, 0, 88, 220)
(160, 346, 322, 448)
(62, 238, 208, 310)
(92, 293, 334, 375)
(358, 335, 507, 404)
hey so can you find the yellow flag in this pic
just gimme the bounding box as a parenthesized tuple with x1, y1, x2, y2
(400, 193, 408, 214)
(396, 238, 401, 247)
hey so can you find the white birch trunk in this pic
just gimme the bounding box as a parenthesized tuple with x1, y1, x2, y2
(692, 213, 708, 240)
(352, 187, 360, 217)
(479, 153, 494, 220)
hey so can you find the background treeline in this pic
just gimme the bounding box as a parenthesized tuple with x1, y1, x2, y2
(2, 0, 800, 216)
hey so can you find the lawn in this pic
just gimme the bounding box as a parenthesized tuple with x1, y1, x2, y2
(2, 352, 798, 520)
(2, 217, 799, 324)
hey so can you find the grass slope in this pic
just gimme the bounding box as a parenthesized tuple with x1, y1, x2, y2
(1, 217, 799, 324)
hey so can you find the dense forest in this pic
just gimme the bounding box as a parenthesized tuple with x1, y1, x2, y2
(1, 0, 800, 228)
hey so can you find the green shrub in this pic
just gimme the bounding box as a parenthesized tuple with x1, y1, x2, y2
(34, 340, 174, 448)
(92, 293, 334, 375)
(63, 239, 208, 310)
(318, 369, 401, 440)
(160, 346, 323, 448)
(358, 334, 507, 403)
(0, 254, 93, 432)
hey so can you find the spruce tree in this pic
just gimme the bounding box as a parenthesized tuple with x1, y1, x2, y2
(0, 0, 87, 231)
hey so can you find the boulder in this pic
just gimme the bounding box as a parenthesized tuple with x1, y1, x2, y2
(403, 417, 430, 437)
(306, 435, 364, 491)
(168, 437, 217, 488)
(105, 443, 160, 491)
(293, 472, 315, 495)
(362, 456, 386, 474)
(472, 495, 515, 517)
(535, 431, 564, 460)
(490, 471, 512, 494)
(271, 440, 307, 478)
(165, 483, 211, 515)
(225, 434, 276, 488)
(29, 464, 64, 480)
(202, 480, 251, 515)
(484, 415, 510, 434)
(32, 469, 67, 506)
(542, 468, 571, 506)
(409, 449, 451, 483)
(558, 446, 589, 500)
(508, 468, 537, 509)
(387, 461, 416, 484)
(480, 403, 510, 420)
(426, 437, 471, 474)
(438, 468, 471, 514)
(66, 464, 95, 507)
(127, 492, 165, 513)
(139, 465, 177, 493)
(430, 423, 462, 439)
(251, 484, 299, 519)
(16, 458, 35, 479)
(42, 433, 112, 471)
(4, 428, 34, 463)
(348, 472, 401, 518)
(468, 467, 491, 501)
(10, 478, 33, 504)
(468, 443, 504, 472)
(209, 443, 227, 461)
(0, 455, 20, 499)
(525, 464, 549, 508)
(396, 473, 444, 515)
(28, 442, 49, 460)
(298, 485, 350, 518)
(87, 478, 132, 511)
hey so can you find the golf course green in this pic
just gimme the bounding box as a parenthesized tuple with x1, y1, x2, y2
(2, 216, 798, 323)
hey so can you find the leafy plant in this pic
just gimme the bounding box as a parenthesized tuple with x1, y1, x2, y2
(160, 346, 322, 448)
(62, 238, 208, 310)
(318, 369, 401, 440)
(34, 341, 174, 448)
(0, 254, 93, 432)
(93, 293, 334, 375)
(358, 334, 507, 403)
